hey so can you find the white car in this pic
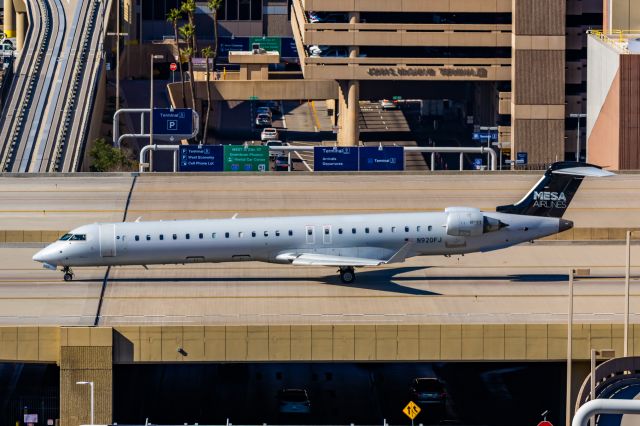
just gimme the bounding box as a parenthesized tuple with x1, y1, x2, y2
(264, 140, 288, 158)
(260, 127, 279, 141)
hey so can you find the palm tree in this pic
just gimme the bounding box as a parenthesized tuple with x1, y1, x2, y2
(207, 0, 223, 70)
(166, 8, 186, 106)
(180, 0, 197, 52)
(201, 46, 214, 144)
(179, 25, 197, 111)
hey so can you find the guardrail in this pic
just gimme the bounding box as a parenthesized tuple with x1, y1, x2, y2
(138, 145, 497, 172)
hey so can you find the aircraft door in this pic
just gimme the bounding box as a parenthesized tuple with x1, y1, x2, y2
(305, 226, 315, 244)
(99, 224, 117, 257)
(322, 225, 332, 244)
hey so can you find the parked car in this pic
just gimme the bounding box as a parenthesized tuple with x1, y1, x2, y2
(380, 99, 398, 110)
(264, 140, 287, 158)
(256, 106, 272, 117)
(278, 389, 310, 413)
(255, 113, 272, 127)
(260, 127, 279, 141)
(273, 155, 291, 171)
(409, 377, 446, 406)
(311, 47, 349, 58)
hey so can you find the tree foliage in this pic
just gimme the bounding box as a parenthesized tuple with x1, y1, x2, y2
(89, 139, 134, 172)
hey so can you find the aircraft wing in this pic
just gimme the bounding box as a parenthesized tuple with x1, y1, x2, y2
(277, 242, 414, 267)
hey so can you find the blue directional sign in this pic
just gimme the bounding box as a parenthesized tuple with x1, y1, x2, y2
(153, 108, 193, 136)
(516, 152, 528, 165)
(313, 147, 359, 171)
(358, 146, 404, 171)
(179, 145, 224, 172)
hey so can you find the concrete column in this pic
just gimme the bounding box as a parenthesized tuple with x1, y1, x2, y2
(511, 0, 565, 167)
(15, 11, 26, 50)
(348, 12, 359, 58)
(338, 80, 359, 146)
(60, 327, 113, 426)
(3, 0, 15, 38)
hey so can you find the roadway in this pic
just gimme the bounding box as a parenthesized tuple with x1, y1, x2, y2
(0, 173, 639, 326)
(0, 0, 108, 173)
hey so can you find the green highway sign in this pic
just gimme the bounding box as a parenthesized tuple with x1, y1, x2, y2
(250, 36, 281, 53)
(392, 96, 403, 100)
(249, 96, 259, 101)
(223, 145, 269, 172)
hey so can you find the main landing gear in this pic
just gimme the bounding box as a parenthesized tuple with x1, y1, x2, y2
(62, 267, 74, 282)
(339, 266, 356, 284)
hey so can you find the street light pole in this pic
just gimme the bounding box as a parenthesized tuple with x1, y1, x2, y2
(149, 54, 163, 172)
(625, 230, 632, 357)
(76, 381, 94, 425)
(567, 269, 574, 426)
(570, 113, 587, 162)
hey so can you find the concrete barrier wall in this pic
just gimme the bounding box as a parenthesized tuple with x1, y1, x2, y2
(0, 325, 637, 363)
(2, 229, 637, 243)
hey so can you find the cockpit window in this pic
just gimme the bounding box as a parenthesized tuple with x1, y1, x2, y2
(59, 234, 73, 241)
(70, 234, 86, 241)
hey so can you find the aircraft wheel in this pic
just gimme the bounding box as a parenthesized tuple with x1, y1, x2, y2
(339, 267, 356, 284)
(63, 273, 73, 282)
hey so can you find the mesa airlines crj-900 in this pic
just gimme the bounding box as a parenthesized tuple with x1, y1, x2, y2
(33, 162, 613, 283)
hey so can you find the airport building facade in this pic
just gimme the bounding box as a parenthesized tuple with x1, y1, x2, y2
(116, 0, 601, 167)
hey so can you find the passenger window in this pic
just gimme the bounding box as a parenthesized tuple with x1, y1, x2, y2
(405, 226, 409, 233)
(365, 227, 369, 233)
(225, 232, 230, 238)
(307, 229, 312, 236)
(264, 231, 269, 237)
(146, 235, 151, 241)
(199, 233, 203, 239)
(338, 228, 343, 234)
(252, 231, 256, 237)
(352, 228, 356, 234)
(173, 234, 177, 240)
(135, 235, 140, 241)
(212, 233, 216, 239)
(378, 227, 383, 233)
(276, 230, 280, 237)
(428, 226, 432, 231)
(239, 232, 244, 238)
(159, 234, 164, 241)
(391, 227, 396, 233)
(324, 228, 329, 235)
(288, 230, 293, 236)
(417, 226, 421, 232)
(186, 234, 190, 240)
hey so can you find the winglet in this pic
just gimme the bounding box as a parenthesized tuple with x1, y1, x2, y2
(232, 213, 239, 219)
(135, 216, 142, 223)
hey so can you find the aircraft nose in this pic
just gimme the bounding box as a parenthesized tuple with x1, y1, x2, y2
(33, 247, 53, 263)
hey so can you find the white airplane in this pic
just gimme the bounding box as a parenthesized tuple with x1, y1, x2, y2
(33, 162, 613, 283)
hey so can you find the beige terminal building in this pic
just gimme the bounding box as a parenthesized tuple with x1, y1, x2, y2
(289, 0, 601, 166)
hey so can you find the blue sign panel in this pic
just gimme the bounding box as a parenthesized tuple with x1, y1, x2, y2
(313, 147, 359, 171)
(358, 146, 404, 171)
(152, 108, 193, 136)
(516, 152, 528, 165)
(473, 131, 498, 142)
(217, 37, 250, 62)
(281, 38, 299, 59)
(179, 145, 224, 172)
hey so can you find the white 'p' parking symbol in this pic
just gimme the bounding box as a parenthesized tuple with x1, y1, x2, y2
(167, 120, 178, 131)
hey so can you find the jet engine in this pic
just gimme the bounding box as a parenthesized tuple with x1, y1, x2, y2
(445, 208, 506, 237)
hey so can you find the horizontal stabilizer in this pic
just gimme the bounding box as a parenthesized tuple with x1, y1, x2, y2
(552, 166, 615, 177)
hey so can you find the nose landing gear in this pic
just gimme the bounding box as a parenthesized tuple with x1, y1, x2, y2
(338, 266, 356, 284)
(62, 267, 74, 281)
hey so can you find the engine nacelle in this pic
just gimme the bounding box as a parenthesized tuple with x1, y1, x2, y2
(445, 208, 504, 237)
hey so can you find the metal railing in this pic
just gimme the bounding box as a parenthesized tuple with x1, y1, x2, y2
(139, 144, 497, 172)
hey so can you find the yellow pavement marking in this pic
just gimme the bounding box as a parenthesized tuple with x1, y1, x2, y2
(308, 100, 322, 131)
